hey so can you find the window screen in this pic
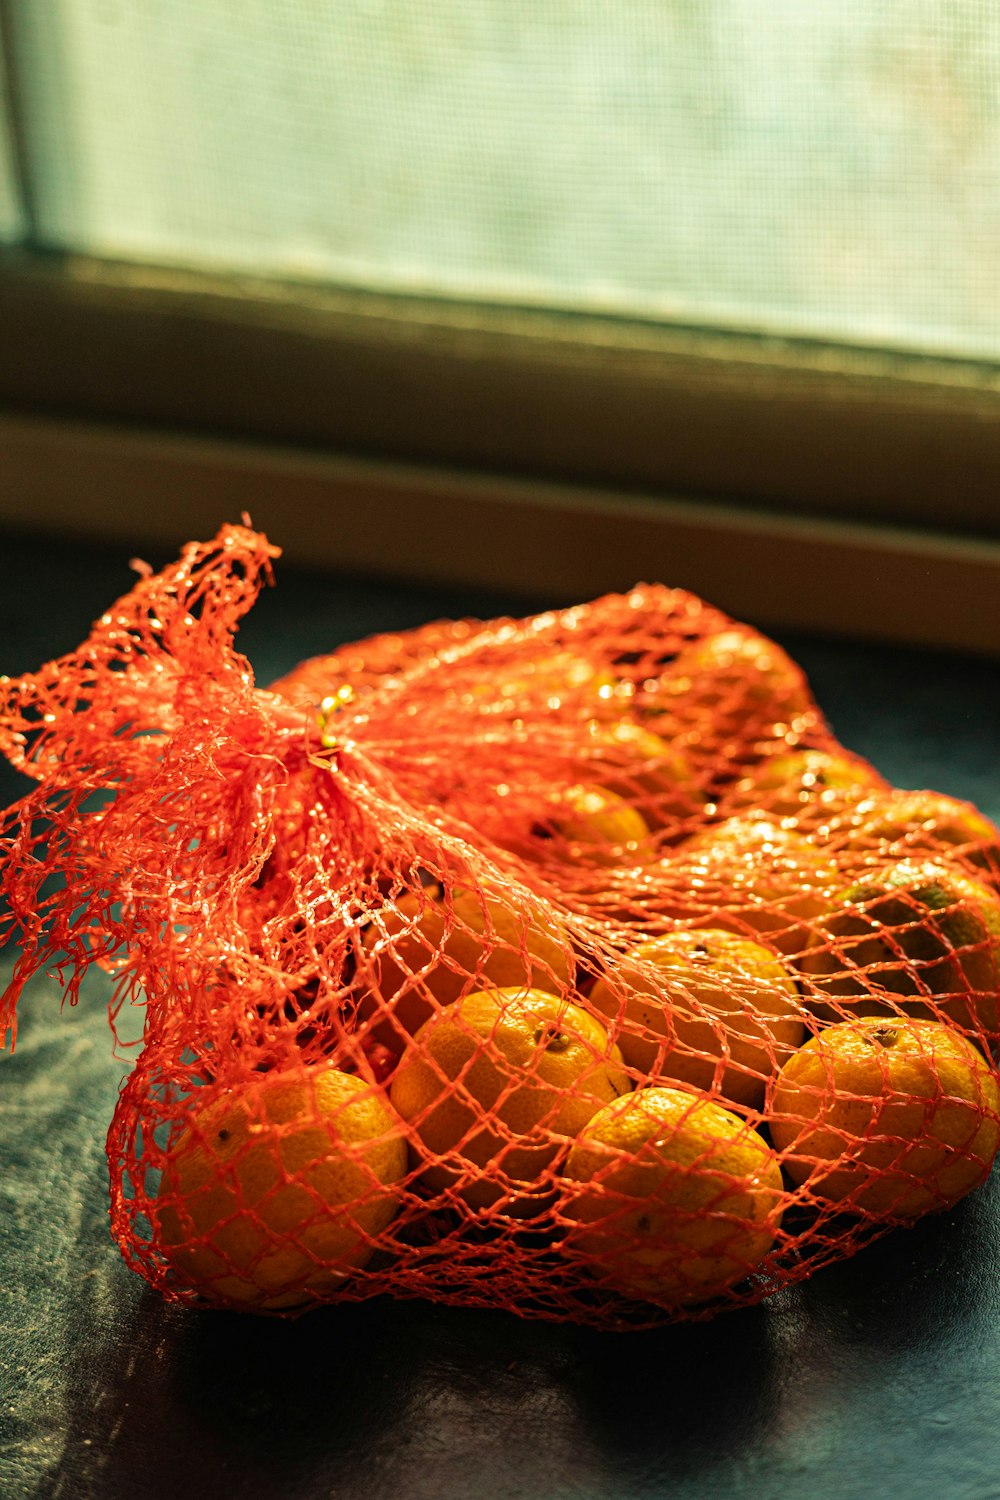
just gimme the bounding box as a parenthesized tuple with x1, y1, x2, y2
(6, 2, 1000, 359)
(0, 50, 24, 243)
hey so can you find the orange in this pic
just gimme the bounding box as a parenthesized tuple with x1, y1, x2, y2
(582, 717, 705, 833)
(155, 1064, 407, 1309)
(727, 749, 887, 823)
(455, 649, 620, 717)
(769, 1018, 1000, 1217)
(588, 928, 805, 1108)
(559, 1086, 783, 1307)
(797, 858, 1000, 1034)
(665, 816, 838, 955)
(358, 882, 574, 1052)
(389, 986, 629, 1215)
(822, 789, 1000, 876)
(543, 783, 656, 864)
(654, 627, 813, 744)
(503, 783, 656, 870)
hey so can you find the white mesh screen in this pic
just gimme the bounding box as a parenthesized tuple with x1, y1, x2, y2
(0, 42, 25, 243)
(7, 1, 1000, 358)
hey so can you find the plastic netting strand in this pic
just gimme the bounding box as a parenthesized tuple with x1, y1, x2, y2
(2, 524, 999, 1328)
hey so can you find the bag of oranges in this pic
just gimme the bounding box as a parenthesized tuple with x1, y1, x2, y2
(2, 523, 998, 1328)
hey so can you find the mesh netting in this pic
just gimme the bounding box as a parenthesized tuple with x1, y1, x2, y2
(2, 524, 999, 1329)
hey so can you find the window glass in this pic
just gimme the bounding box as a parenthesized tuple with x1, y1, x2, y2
(8, 1, 1000, 358)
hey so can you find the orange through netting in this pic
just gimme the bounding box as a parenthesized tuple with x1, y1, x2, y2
(2, 523, 999, 1328)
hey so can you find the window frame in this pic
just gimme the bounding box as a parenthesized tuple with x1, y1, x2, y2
(1, 248, 999, 655)
(2, 248, 1000, 538)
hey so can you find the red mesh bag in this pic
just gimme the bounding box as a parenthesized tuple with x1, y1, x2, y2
(2, 523, 999, 1328)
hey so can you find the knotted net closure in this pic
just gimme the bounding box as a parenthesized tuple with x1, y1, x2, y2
(2, 524, 999, 1327)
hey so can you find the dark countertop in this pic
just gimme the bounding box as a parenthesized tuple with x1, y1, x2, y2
(2, 530, 1000, 1500)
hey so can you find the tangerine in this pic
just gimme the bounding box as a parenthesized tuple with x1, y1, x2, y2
(155, 1064, 407, 1309)
(588, 928, 805, 1108)
(358, 882, 574, 1052)
(769, 1018, 1000, 1217)
(663, 816, 838, 955)
(582, 717, 705, 833)
(797, 859, 1000, 1034)
(653, 627, 814, 755)
(501, 783, 656, 870)
(559, 1086, 783, 1307)
(823, 789, 1000, 876)
(389, 986, 629, 1214)
(727, 749, 886, 823)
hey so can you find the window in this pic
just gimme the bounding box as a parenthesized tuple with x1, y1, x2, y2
(7, 1, 1000, 358)
(1, 4, 998, 649)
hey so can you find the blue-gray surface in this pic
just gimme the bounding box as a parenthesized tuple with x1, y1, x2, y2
(1, 531, 999, 1500)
